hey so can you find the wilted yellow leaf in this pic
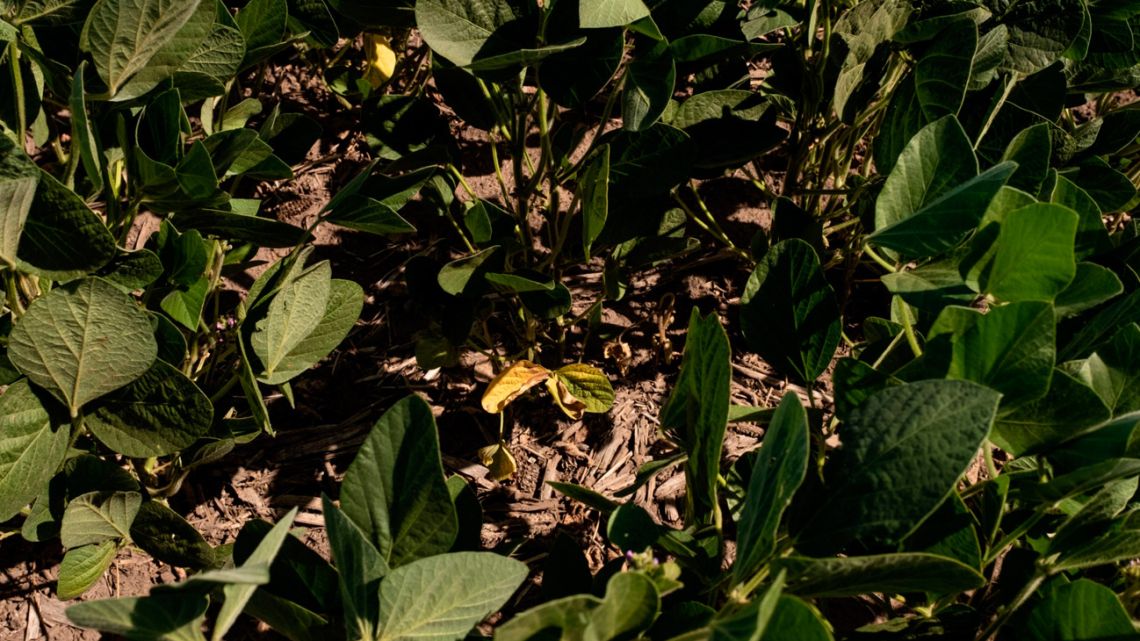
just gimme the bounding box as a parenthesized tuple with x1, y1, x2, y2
(364, 34, 397, 88)
(478, 441, 517, 480)
(481, 360, 551, 413)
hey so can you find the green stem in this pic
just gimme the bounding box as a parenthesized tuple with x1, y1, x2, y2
(899, 302, 923, 358)
(8, 42, 25, 145)
(974, 74, 1018, 151)
(4, 269, 25, 317)
(975, 570, 1046, 641)
(984, 444, 999, 480)
(862, 243, 898, 272)
(672, 191, 750, 260)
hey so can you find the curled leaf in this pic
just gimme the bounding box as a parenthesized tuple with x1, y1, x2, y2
(553, 364, 615, 414)
(481, 361, 551, 413)
(546, 376, 589, 420)
(478, 441, 518, 480)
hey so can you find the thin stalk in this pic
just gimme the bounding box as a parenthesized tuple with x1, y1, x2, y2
(862, 243, 898, 272)
(975, 570, 1047, 641)
(974, 75, 1018, 151)
(8, 42, 26, 146)
(984, 445, 999, 480)
(899, 303, 923, 357)
(4, 269, 25, 317)
(672, 191, 750, 260)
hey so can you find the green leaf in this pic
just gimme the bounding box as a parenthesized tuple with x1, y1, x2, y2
(340, 395, 459, 567)
(660, 309, 731, 524)
(1023, 579, 1139, 640)
(67, 594, 208, 640)
(414, 0, 517, 67)
(623, 40, 675, 132)
(1050, 173, 1111, 259)
(931, 301, 1056, 409)
(579, 0, 649, 28)
(112, 0, 215, 101)
(584, 571, 661, 641)
(607, 124, 693, 198)
(85, 359, 212, 457)
(58, 541, 117, 600)
(79, 0, 205, 97)
(375, 552, 527, 641)
(882, 261, 976, 311)
(9, 0, 87, 25)
(734, 393, 809, 586)
(160, 276, 209, 331)
(495, 595, 602, 641)
(1049, 477, 1137, 557)
(797, 380, 1000, 553)
(1083, 323, 1140, 415)
(1055, 263, 1123, 317)
(759, 596, 833, 641)
(1001, 122, 1051, 193)
(832, 0, 911, 122)
(130, 500, 214, 568)
(607, 503, 660, 552)
(97, 249, 165, 292)
(9, 278, 157, 416)
(484, 272, 555, 293)
(0, 134, 39, 267)
(740, 239, 840, 382)
(18, 161, 116, 280)
(581, 145, 610, 259)
(1061, 157, 1137, 213)
(464, 38, 588, 72)
(1015, 458, 1140, 504)
(175, 21, 246, 96)
(212, 508, 296, 641)
(551, 363, 615, 414)
(548, 481, 619, 514)
(982, 203, 1078, 302)
(775, 553, 984, 597)
(902, 492, 982, 570)
(993, 369, 1111, 455)
(0, 379, 68, 522)
(172, 210, 307, 247)
(251, 261, 331, 378)
(874, 116, 977, 232)
(257, 279, 362, 385)
(915, 20, 976, 120)
(324, 196, 416, 235)
(323, 496, 386, 640)
(1000, 0, 1088, 74)
(236, 0, 285, 57)
(869, 162, 1015, 258)
(438, 246, 498, 296)
(60, 490, 142, 548)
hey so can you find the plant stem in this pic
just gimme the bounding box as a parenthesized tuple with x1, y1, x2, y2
(4, 269, 25, 317)
(862, 243, 898, 272)
(899, 302, 923, 357)
(672, 190, 750, 261)
(8, 42, 26, 147)
(974, 74, 1018, 151)
(975, 570, 1046, 641)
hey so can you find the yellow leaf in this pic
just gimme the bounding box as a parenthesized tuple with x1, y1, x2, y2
(481, 360, 551, 413)
(364, 34, 397, 88)
(546, 376, 587, 420)
(478, 441, 517, 480)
